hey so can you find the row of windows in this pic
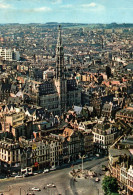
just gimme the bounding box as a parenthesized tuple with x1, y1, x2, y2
(94, 134, 104, 140)
(40, 98, 58, 103)
(0, 154, 19, 162)
(0, 149, 19, 155)
(36, 156, 49, 162)
(40, 103, 59, 109)
(50, 151, 62, 157)
(94, 134, 113, 140)
(35, 151, 49, 155)
(94, 139, 113, 145)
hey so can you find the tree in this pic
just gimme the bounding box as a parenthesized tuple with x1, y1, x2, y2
(102, 176, 119, 195)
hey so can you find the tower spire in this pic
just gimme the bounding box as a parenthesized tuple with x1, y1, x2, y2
(57, 25, 62, 46)
(55, 25, 64, 79)
(55, 25, 67, 114)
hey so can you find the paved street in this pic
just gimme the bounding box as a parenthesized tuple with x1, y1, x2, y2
(0, 157, 108, 195)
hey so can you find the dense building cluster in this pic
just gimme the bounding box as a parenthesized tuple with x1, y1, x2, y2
(0, 23, 133, 194)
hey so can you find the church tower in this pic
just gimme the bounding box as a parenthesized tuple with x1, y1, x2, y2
(55, 25, 67, 114)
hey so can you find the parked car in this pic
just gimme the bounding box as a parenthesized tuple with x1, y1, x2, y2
(96, 154, 100, 157)
(31, 187, 41, 191)
(52, 184, 56, 187)
(12, 172, 17, 175)
(11, 172, 17, 177)
(47, 183, 56, 188)
(15, 175, 23, 178)
(33, 172, 38, 175)
(43, 169, 49, 173)
(47, 184, 51, 187)
(50, 167, 56, 171)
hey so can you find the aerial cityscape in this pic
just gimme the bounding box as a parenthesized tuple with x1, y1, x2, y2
(0, 1, 133, 195)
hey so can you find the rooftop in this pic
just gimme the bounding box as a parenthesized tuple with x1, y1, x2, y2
(109, 148, 130, 157)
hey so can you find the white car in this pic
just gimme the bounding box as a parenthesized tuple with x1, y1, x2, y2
(33, 172, 38, 175)
(50, 167, 56, 171)
(15, 175, 23, 178)
(96, 154, 100, 157)
(47, 184, 51, 187)
(31, 187, 41, 191)
(52, 184, 56, 187)
(43, 169, 49, 173)
(47, 183, 56, 188)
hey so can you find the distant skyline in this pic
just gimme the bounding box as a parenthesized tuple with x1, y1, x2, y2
(0, 0, 133, 24)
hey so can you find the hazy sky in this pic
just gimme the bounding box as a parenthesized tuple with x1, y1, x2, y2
(0, 0, 133, 24)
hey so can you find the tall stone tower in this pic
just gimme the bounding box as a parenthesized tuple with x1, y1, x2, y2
(55, 25, 67, 114)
